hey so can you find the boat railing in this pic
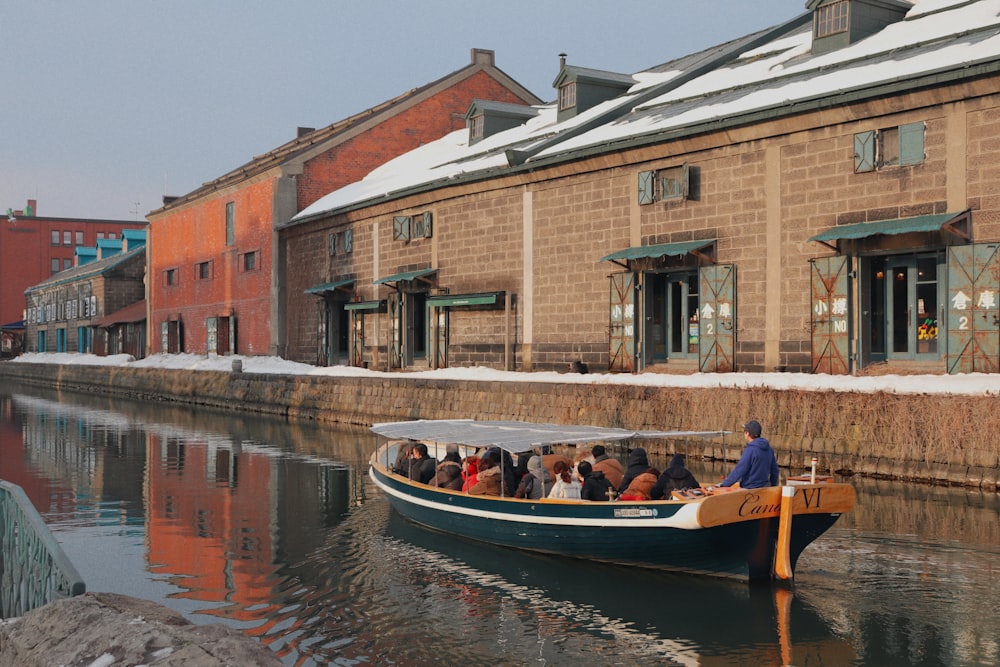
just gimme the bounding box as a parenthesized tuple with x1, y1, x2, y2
(0, 480, 86, 618)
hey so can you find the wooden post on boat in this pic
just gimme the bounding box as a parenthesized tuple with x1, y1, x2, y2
(773, 485, 796, 581)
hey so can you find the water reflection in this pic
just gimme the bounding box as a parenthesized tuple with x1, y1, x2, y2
(1, 384, 999, 666)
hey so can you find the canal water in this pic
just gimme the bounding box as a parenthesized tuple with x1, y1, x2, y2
(1, 383, 998, 667)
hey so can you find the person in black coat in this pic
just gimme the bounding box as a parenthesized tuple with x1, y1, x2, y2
(579, 461, 616, 501)
(649, 453, 701, 500)
(406, 442, 438, 485)
(485, 446, 518, 497)
(617, 447, 650, 496)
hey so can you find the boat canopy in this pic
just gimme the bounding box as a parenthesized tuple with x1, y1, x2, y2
(371, 419, 728, 454)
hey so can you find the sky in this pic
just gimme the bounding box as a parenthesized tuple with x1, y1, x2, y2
(0, 0, 805, 222)
(13, 351, 1000, 397)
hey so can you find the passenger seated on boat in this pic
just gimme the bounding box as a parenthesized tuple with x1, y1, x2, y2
(433, 449, 463, 491)
(578, 461, 616, 501)
(514, 455, 552, 500)
(547, 460, 582, 500)
(392, 441, 416, 476)
(541, 452, 573, 480)
(649, 453, 701, 500)
(484, 446, 519, 497)
(461, 456, 480, 493)
(590, 445, 624, 489)
(618, 466, 660, 501)
(468, 453, 503, 496)
(617, 447, 651, 497)
(406, 443, 438, 485)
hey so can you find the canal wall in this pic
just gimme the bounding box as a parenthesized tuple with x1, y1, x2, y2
(1, 361, 996, 490)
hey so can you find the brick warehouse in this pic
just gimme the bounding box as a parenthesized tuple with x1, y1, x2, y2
(146, 49, 539, 359)
(0, 200, 142, 331)
(24, 231, 147, 355)
(279, 0, 1000, 376)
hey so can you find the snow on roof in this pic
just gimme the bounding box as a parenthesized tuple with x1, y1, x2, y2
(290, 0, 1000, 221)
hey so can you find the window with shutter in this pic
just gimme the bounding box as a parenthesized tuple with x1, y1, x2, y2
(393, 216, 411, 242)
(854, 130, 875, 173)
(899, 122, 925, 165)
(638, 171, 655, 205)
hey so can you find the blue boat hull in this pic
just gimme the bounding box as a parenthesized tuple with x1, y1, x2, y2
(370, 463, 843, 582)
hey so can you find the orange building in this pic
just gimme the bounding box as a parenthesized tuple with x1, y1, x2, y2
(147, 49, 539, 357)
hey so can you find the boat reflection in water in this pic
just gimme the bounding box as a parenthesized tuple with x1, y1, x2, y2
(381, 510, 856, 666)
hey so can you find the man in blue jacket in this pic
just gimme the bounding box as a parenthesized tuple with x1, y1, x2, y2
(717, 420, 779, 489)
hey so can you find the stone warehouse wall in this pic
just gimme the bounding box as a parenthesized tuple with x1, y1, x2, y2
(0, 362, 995, 490)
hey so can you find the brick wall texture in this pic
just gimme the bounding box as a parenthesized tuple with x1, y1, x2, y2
(282, 75, 1000, 376)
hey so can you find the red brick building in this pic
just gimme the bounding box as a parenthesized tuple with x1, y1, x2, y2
(147, 49, 539, 358)
(0, 199, 141, 330)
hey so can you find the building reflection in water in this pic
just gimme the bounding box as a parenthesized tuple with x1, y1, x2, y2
(2, 391, 362, 627)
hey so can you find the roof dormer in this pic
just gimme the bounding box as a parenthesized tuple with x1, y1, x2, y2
(552, 55, 635, 123)
(808, 0, 911, 56)
(465, 99, 539, 145)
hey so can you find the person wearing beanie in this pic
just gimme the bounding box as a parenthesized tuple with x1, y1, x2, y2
(717, 420, 779, 490)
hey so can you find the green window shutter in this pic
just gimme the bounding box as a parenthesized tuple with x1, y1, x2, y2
(638, 171, 655, 205)
(698, 264, 736, 372)
(659, 164, 688, 200)
(393, 216, 411, 242)
(947, 243, 1000, 373)
(854, 131, 875, 173)
(899, 122, 925, 166)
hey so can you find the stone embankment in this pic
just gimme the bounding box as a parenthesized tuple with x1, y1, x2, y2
(1, 361, 997, 490)
(0, 592, 282, 666)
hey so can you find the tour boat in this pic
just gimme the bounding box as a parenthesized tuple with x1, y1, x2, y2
(368, 419, 855, 583)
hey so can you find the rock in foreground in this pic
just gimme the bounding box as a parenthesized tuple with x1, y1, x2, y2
(0, 592, 282, 666)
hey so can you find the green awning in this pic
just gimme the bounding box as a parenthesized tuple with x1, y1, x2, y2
(600, 239, 716, 263)
(344, 299, 385, 312)
(374, 267, 436, 285)
(809, 211, 970, 245)
(427, 291, 503, 307)
(304, 278, 355, 295)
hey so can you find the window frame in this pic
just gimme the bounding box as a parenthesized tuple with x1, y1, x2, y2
(164, 268, 178, 286)
(196, 260, 213, 280)
(814, 0, 849, 39)
(225, 201, 235, 246)
(469, 114, 484, 139)
(558, 82, 577, 111)
(239, 250, 259, 273)
(854, 122, 925, 173)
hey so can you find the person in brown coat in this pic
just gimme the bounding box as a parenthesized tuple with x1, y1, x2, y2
(468, 454, 503, 496)
(619, 467, 660, 501)
(432, 450, 463, 491)
(591, 445, 624, 489)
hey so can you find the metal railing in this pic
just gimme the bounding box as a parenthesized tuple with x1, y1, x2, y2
(0, 480, 85, 618)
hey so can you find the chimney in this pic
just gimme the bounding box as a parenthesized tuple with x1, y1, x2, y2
(559, 53, 567, 69)
(162, 195, 180, 206)
(471, 48, 495, 67)
(297, 127, 316, 139)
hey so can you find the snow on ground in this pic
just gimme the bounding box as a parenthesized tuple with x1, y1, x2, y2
(9, 352, 1000, 397)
